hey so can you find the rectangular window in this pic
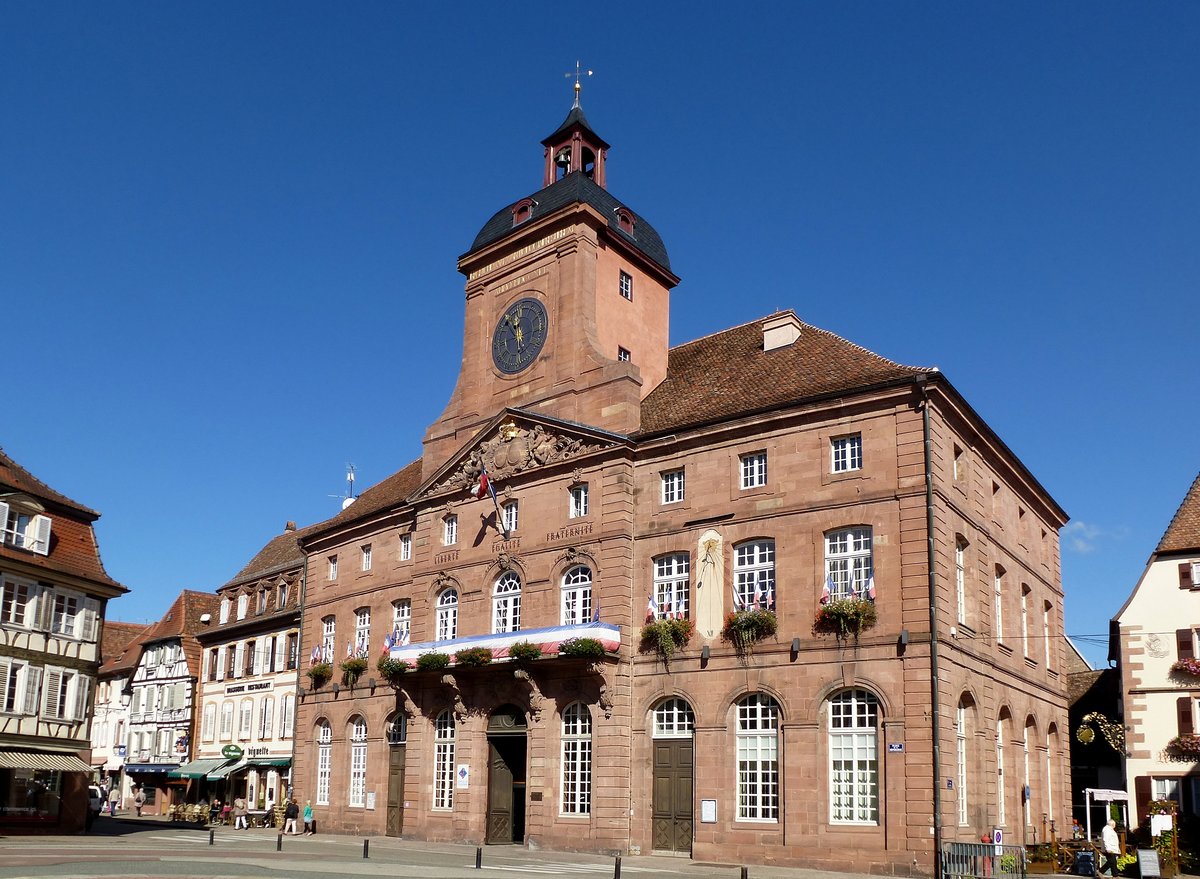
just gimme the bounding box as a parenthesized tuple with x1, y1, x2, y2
(361, 544, 372, 572)
(392, 599, 412, 643)
(355, 608, 371, 655)
(831, 434, 863, 473)
(1021, 585, 1031, 657)
(955, 538, 968, 626)
(569, 484, 589, 519)
(286, 632, 299, 670)
(322, 617, 336, 663)
(953, 444, 965, 481)
(328, 556, 338, 581)
(653, 554, 690, 619)
(1043, 602, 1053, 668)
(661, 469, 685, 504)
(258, 697, 274, 739)
(400, 533, 412, 561)
(994, 568, 1005, 645)
(617, 347, 631, 362)
(350, 739, 367, 807)
(281, 694, 295, 739)
(740, 452, 767, 489)
(443, 515, 458, 546)
(236, 594, 248, 620)
(52, 593, 79, 637)
(0, 579, 34, 627)
(238, 700, 252, 739)
(317, 742, 331, 805)
(503, 501, 519, 534)
(0, 659, 27, 713)
(618, 270, 633, 300)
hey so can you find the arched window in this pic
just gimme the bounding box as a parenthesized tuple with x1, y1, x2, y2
(1023, 718, 1035, 826)
(1047, 724, 1058, 820)
(561, 703, 592, 815)
(829, 688, 879, 824)
(736, 693, 780, 820)
(561, 566, 592, 626)
(996, 711, 1010, 826)
(956, 696, 973, 826)
(492, 572, 521, 633)
(734, 541, 775, 610)
(826, 528, 873, 602)
(653, 554, 689, 619)
(316, 720, 332, 805)
(201, 703, 216, 742)
(386, 713, 407, 746)
(349, 717, 368, 807)
(437, 589, 458, 641)
(433, 709, 456, 810)
(652, 698, 695, 738)
(994, 566, 1006, 645)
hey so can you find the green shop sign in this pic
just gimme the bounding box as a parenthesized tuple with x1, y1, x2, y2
(221, 745, 244, 760)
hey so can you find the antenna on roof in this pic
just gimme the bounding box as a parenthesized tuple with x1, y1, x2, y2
(565, 60, 593, 107)
(329, 463, 358, 510)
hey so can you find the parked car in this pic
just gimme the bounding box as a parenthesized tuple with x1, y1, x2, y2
(87, 785, 103, 817)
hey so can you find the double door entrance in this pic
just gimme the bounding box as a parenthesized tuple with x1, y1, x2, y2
(652, 737, 694, 854)
(486, 705, 527, 845)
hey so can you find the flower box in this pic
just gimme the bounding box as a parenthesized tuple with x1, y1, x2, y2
(306, 662, 332, 687)
(813, 598, 877, 641)
(722, 609, 778, 652)
(640, 618, 694, 660)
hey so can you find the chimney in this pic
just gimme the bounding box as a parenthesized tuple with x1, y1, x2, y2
(762, 312, 802, 351)
(285, 521, 297, 532)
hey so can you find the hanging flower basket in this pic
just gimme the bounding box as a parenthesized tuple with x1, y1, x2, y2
(640, 618, 694, 660)
(508, 641, 542, 664)
(721, 609, 778, 652)
(813, 598, 877, 641)
(1166, 734, 1200, 756)
(376, 656, 409, 683)
(340, 656, 369, 685)
(415, 652, 451, 672)
(1171, 658, 1200, 678)
(559, 637, 607, 660)
(454, 646, 494, 667)
(307, 662, 333, 688)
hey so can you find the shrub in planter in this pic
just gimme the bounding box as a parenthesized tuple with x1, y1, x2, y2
(640, 617, 694, 659)
(813, 598, 877, 641)
(508, 641, 542, 664)
(340, 656, 369, 684)
(376, 656, 409, 682)
(306, 662, 333, 687)
(1171, 658, 1200, 677)
(722, 608, 778, 651)
(559, 637, 607, 660)
(415, 652, 451, 672)
(454, 646, 494, 667)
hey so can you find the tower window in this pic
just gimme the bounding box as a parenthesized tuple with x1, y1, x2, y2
(512, 198, 535, 227)
(619, 271, 633, 300)
(617, 347, 631, 362)
(616, 209, 636, 235)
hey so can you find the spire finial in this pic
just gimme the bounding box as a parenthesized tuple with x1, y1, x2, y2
(565, 60, 593, 108)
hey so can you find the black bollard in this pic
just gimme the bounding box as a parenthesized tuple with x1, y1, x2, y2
(614, 854, 622, 878)
(363, 838, 370, 859)
(741, 867, 749, 879)
(208, 828, 214, 846)
(277, 833, 283, 852)
(476, 846, 482, 869)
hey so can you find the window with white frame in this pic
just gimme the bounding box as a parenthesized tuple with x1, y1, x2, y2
(503, 501, 519, 534)
(443, 515, 458, 546)
(1021, 585, 1030, 657)
(220, 702, 234, 740)
(392, 599, 411, 643)
(1046, 730, 1055, 818)
(661, 469, 685, 504)
(994, 567, 1005, 645)
(280, 693, 295, 739)
(832, 434, 863, 473)
(51, 593, 78, 638)
(386, 713, 407, 746)
(996, 717, 1007, 826)
(238, 699, 253, 739)
(561, 702, 592, 815)
(735, 541, 775, 611)
(740, 452, 767, 489)
(436, 589, 458, 641)
(0, 578, 36, 628)
(653, 698, 695, 738)
(561, 566, 593, 626)
(316, 721, 332, 805)
(955, 537, 968, 625)
(237, 594, 248, 620)
(956, 701, 969, 826)
(653, 554, 689, 619)
(617, 347, 631, 362)
(277, 581, 288, 608)
(569, 484, 589, 518)
(400, 533, 412, 561)
(328, 555, 338, 580)
(259, 696, 275, 739)
(322, 616, 336, 662)
(1022, 722, 1033, 826)
(0, 659, 39, 715)
(349, 717, 368, 807)
(361, 544, 372, 572)
(825, 527, 872, 602)
(1153, 777, 1182, 805)
(42, 667, 87, 722)
(1043, 601, 1053, 668)
(202, 703, 216, 742)
(355, 608, 371, 655)
(433, 709, 455, 810)
(619, 270, 633, 300)
(829, 688, 879, 824)
(737, 693, 780, 821)
(493, 572, 522, 633)
(0, 502, 51, 554)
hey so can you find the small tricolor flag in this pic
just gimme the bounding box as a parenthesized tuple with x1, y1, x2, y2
(645, 594, 660, 622)
(820, 574, 833, 605)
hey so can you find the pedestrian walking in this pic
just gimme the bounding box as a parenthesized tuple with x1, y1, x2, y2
(108, 786, 120, 815)
(233, 796, 248, 830)
(302, 800, 314, 835)
(133, 786, 145, 817)
(283, 798, 299, 835)
(1101, 819, 1121, 876)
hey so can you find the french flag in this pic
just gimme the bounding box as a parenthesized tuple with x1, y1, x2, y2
(865, 575, 876, 602)
(381, 631, 395, 656)
(472, 462, 498, 502)
(646, 594, 660, 622)
(820, 574, 833, 605)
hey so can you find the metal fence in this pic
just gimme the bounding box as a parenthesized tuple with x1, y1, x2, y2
(943, 842, 1028, 879)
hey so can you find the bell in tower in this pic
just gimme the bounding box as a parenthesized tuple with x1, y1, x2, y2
(542, 68, 609, 188)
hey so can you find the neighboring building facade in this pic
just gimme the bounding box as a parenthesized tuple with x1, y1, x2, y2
(1114, 472, 1200, 823)
(291, 98, 1070, 873)
(123, 590, 218, 815)
(89, 621, 150, 808)
(1065, 637, 1122, 829)
(187, 522, 305, 809)
(0, 447, 127, 833)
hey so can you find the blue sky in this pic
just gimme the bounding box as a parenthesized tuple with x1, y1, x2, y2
(3, 3, 1196, 668)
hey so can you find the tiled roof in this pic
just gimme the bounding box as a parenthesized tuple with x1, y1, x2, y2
(1157, 472, 1200, 555)
(98, 621, 150, 676)
(140, 590, 221, 679)
(467, 171, 672, 273)
(302, 459, 423, 541)
(638, 312, 933, 437)
(0, 448, 123, 590)
(224, 523, 318, 588)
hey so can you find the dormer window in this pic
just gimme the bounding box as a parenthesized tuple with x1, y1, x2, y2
(219, 598, 231, 624)
(236, 594, 248, 620)
(512, 198, 536, 227)
(0, 499, 51, 556)
(616, 209, 635, 235)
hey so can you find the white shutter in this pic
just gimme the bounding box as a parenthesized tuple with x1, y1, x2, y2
(0, 502, 8, 543)
(282, 694, 294, 738)
(22, 666, 40, 715)
(37, 589, 54, 632)
(81, 599, 100, 641)
(73, 675, 90, 721)
(275, 636, 287, 672)
(29, 515, 52, 555)
(202, 703, 215, 741)
(234, 643, 244, 678)
(42, 668, 63, 719)
(252, 638, 262, 676)
(0, 659, 10, 712)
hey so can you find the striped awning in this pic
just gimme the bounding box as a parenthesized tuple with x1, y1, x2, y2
(0, 750, 93, 772)
(169, 758, 233, 779)
(207, 759, 246, 780)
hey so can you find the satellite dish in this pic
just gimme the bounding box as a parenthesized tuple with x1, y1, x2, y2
(199, 613, 211, 624)
(341, 497, 356, 510)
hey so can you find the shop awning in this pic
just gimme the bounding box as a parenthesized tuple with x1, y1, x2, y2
(246, 758, 290, 768)
(169, 758, 233, 779)
(206, 759, 245, 780)
(125, 763, 178, 774)
(0, 750, 93, 772)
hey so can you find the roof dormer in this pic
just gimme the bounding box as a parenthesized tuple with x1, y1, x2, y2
(0, 494, 51, 555)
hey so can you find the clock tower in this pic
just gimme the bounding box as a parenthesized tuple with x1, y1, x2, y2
(422, 96, 679, 478)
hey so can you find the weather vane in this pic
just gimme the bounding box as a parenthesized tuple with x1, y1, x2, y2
(565, 61, 593, 107)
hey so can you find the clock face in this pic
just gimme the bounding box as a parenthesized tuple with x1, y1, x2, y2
(492, 297, 548, 374)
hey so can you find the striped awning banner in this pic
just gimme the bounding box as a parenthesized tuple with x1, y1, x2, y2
(0, 750, 94, 772)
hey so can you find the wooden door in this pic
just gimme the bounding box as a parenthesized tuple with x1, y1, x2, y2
(385, 745, 405, 837)
(486, 740, 513, 843)
(652, 739, 693, 853)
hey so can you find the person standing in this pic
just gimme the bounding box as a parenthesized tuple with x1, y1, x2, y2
(1101, 819, 1121, 876)
(302, 800, 314, 835)
(283, 798, 299, 835)
(233, 796, 248, 830)
(108, 786, 120, 815)
(133, 786, 145, 817)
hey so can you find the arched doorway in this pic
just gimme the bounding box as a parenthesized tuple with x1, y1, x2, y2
(651, 698, 695, 854)
(486, 704, 527, 844)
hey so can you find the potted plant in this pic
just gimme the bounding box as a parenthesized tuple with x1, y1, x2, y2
(813, 597, 878, 641)
(454, 646, 494, 667)
(508, 641, 542, 664)
(1026, 843, 1055, 874)
(340, 655, 369, 685)
(376, 656, 409, 684)
(1166, 734, 1200, 756)
(722, 608, 778, 652)
(1170, 657, 1200, 678)
(415, 651, 451, 672)
(640, 617, 694, 660)
(559, 637, 607, 660)
(307, 662, 333, 688)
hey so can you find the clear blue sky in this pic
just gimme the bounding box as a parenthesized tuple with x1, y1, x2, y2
(3, 3, 1197, 668)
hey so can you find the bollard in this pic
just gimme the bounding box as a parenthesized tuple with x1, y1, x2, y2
(363, 838, 370, 859)
(208, 828, 214, 846)
(614, 854, 622, 878)
(277, 833, 283, 852)
(741, 867, 749, 879)
(475, 846, 482, 869)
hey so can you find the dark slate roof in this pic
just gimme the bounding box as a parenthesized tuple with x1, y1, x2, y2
(638, 312, 933, 437)
(1157, 472, 1200, 555)
(542, 105, 609, 149)
(467, 171, 671, 273)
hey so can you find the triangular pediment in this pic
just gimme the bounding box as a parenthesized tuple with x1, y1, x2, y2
(416, 409, 628, 502)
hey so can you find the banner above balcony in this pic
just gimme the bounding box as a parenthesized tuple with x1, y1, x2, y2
(387, 621, 620, 663)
